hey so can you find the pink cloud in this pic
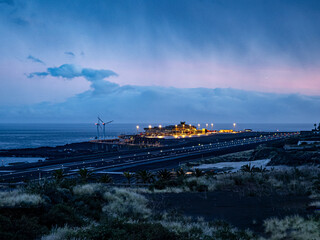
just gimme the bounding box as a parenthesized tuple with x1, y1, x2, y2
(113, 60, 320, 96)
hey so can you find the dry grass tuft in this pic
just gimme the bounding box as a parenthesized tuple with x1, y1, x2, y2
(0, 190, 44, 207)
(261, 215, 320, 240)
(102, 188, 151, 219)
(73, 183, 104, 196)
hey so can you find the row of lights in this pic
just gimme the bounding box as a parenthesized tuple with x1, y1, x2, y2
(136, 123, 237, 132)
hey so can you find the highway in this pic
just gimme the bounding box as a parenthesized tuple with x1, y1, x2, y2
(0, 132, 297, 183)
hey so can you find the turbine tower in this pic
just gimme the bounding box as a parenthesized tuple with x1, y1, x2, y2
(96, 117, 113, 139)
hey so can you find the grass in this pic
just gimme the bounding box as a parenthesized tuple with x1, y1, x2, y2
(142, 166, 320, 196)
(0, 190, 44, 207)
(103, 188, 152, 219)
(73, 183, 105, 196)
(1, 159, 320, 239)
(261, 215, 320, 240)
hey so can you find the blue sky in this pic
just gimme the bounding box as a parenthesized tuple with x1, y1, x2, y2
(0, 0, 320, 123)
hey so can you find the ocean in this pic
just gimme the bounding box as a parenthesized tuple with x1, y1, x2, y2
(0, 123, 314, 150)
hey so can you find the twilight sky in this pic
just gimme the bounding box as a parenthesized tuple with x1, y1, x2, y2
(0, 0, 320, 123)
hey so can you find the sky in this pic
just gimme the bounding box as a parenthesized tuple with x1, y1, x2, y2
(0, 0, 320, 123)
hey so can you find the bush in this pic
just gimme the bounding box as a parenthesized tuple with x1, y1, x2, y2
(261, 215, 320, 240)
(0, 190, 44, 207)
(43, 203, 84, 227)
(103, 188, 151, 219)
(77, 220, 182, 240)
(196, 184, 208, 192)
(73, 183, 104, 196)
(186, 180, 198, 191)
(0, 215, 48, 240)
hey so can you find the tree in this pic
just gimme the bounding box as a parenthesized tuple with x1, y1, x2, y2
(157, 169, 172, 181)
(123, 172, 134, 185)
(100, 174, 113, 183)
(135, 170, 154, 184)
(176, 169, 186, 178)
(314, 123, 317, 130)
(240, 163, 253, 172)
(318, 123, 320, 131)
(78, 168, 93, 183)
(193, 169, 204, 178)
(52, 169, 64, 182)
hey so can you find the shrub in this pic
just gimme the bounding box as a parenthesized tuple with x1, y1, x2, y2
(73, 183, 104, 196)
(103, 188, 151, 219)
(261, 215, 320, 240)
(153, 215, 254, 240)
(0, 215, 48, 240)
(186, 180, 198, 191)
(0, 190, 44, 207)
(75, 220, 182, 240)
(43, 203, 84, 227)
(41, 225, 77, 240)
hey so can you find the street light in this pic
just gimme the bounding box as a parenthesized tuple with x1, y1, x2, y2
(159, 124, 162, 129)
(148, 125, 152, 129)
(136, 125, 139, 133)
(206, 123, 208, 128)
(198, 123, 200, 129)
(211, 123, 213, 130)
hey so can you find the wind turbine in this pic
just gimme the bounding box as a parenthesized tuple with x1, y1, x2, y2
(97, 117, 113, 139)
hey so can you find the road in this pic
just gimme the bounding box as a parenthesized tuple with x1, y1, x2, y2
(0, 132, 297, 183)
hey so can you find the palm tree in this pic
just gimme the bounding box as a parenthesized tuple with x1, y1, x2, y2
(52, 169, 64, 182)
(123, 172, 134, 185)
(157, 169, 172, 181)
(135, 170, 154, 184)
(315, 123, 317, 130)
(176, 168, 186, 178)
(78, 168, 93, 182)
(193, 168, 204, 178)
(100, 174, 113, 183)
(240, 163, 253, 172)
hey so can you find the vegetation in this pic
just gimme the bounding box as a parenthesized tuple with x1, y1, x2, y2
(100, 174, 113, 183)
(157, 169, 172, 181)
(78, 168, 94, 183)
(1, 164, 320, 239)
(2, 138, 320, 239)
(123, 171, 134, 185)
(52, 169, 64, 182)
(135, 170, 154, 183)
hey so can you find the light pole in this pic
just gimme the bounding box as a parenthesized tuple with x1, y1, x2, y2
(211, 123, 213, 130)
(136, 125, 139, 134)
(233, 123, 236, 131)
(198, 123, 200, 129)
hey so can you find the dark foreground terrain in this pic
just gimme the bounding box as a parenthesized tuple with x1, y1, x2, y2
(151, 191, 311, 232)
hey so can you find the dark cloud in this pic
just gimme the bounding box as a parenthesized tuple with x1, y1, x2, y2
(17, 64, 320, 123)
(29, 64, 118, 81)
(27, 55, 45, 65)
(27, 72, 49, 78)
(0, 0, 14, 5)
(64, 51, 75, 57)
(2, 83, 319, 123)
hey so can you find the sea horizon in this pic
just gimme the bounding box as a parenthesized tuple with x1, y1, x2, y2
(0, 122, 315, 150)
